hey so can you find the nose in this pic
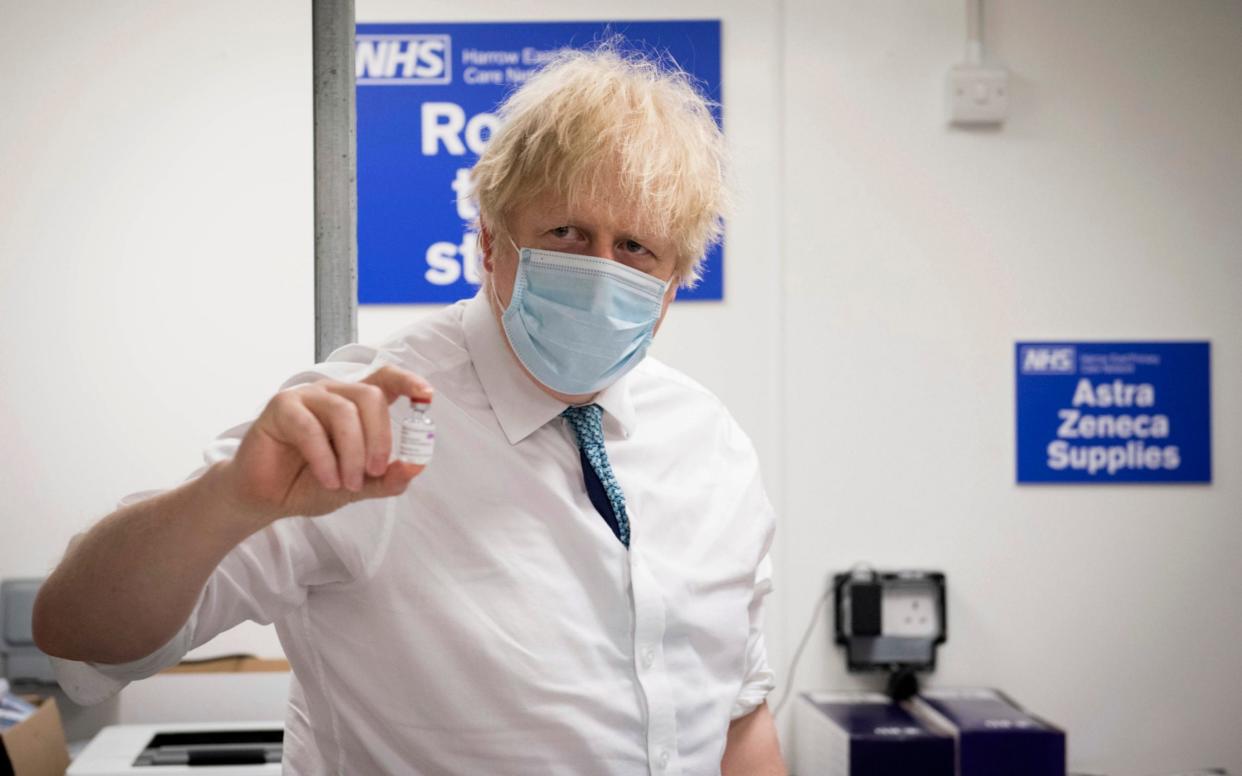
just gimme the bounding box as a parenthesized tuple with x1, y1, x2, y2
(586, 236, 621, 262)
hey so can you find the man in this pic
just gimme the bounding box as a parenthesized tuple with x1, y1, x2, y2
(34, 46, 784, 775)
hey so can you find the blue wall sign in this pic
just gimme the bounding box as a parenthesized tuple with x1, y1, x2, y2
(1015, 342, 1211, 483)
(355, 20, 724, 305)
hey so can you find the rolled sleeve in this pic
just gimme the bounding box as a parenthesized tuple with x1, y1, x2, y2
(50, 585, 204, 706)
(730, 552, 776, 720)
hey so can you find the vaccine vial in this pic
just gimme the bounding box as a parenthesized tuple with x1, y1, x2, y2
(398, 400, 435, 465)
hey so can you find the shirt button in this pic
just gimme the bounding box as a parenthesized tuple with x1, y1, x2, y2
(658, 749, 671, 768)
(641, 648, 655, 669)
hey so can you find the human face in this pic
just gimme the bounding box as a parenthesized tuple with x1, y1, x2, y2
(481, 189, 680, 404)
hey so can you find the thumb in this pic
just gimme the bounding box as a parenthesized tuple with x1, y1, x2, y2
(355, 460, 425, 501)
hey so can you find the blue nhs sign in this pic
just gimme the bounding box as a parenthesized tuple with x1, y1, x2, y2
(355, 21, 724, 304)
(1015, 341, 1211, 483)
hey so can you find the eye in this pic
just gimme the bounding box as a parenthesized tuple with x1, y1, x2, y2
(620, 239, 652, 257)
(548, 225, 584, 241)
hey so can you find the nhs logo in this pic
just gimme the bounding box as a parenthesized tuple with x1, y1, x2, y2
(356, 35, 452, 85)
(1020, 345, 1077, 374)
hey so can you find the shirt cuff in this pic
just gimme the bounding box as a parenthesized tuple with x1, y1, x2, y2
(730, 663, 776, 720)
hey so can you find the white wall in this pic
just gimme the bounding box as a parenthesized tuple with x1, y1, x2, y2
(780, 1, 1242, 774)
(3, 1, 1239, 773)
(0, 0, 312, 659)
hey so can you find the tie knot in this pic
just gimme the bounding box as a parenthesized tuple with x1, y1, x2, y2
(561, 403, 601, 422)
(561, 403, 604, 443)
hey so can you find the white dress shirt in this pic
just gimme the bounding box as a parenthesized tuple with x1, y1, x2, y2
(52, 291, 777, 775)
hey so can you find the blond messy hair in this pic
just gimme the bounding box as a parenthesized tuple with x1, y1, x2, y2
(470, 42, 730, 286)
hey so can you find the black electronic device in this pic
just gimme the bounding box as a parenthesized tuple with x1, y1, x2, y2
(833, 568, 947, 701)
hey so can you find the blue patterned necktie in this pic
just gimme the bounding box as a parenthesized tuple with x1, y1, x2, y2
(561, 404, 630, 548)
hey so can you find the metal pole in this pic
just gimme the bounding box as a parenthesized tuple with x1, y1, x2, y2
(312, 0, 358, 362)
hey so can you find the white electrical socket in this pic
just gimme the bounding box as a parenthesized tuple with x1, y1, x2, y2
(881, 585, 940, 638)
(946, 64, 1009, 125)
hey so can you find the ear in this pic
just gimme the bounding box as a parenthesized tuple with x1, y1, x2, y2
(480, 224, 495, 273)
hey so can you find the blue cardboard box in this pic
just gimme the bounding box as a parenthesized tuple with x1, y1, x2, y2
(795, 692, 955, 776)
(910, 688, 1066, 776)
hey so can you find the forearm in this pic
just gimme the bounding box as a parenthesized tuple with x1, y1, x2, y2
(33, 460, 271, 664)
(721, 702, 786, 776)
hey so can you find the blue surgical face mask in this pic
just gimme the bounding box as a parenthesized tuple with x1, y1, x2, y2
(496, 244, 670, 396)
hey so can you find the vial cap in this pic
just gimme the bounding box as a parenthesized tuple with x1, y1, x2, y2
(412, 399, 431, 408)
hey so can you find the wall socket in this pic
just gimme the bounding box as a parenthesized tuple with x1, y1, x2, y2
(946, 64, 1009, 125)
(881, 585, 941, 638)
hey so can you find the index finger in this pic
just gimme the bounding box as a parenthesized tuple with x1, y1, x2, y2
(361, 364, 435, 404)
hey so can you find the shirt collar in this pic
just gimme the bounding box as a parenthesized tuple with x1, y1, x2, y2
(462, 290, 636, 445)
